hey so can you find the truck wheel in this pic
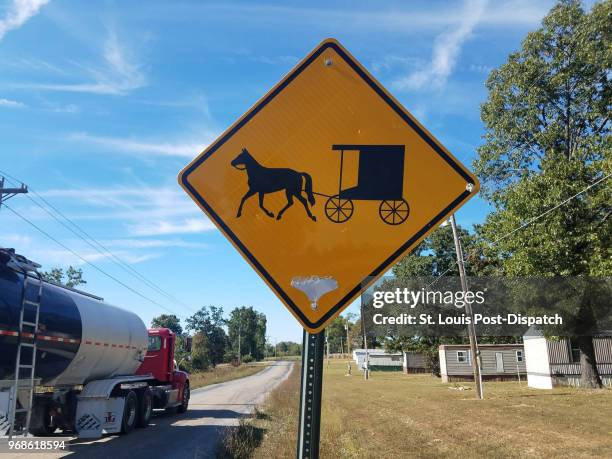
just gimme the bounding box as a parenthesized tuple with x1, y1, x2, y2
(29, 404, 57, 436)
(177, 382, 190, 414)
(136, 389, 153, 428)
(120, 391, 138, 434)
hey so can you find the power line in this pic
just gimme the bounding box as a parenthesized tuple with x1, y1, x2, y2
(0, 170, 195, 314)
(426, 172, 611, 288)
(489, 172, 611, 246)
(3, 202, 182, 317)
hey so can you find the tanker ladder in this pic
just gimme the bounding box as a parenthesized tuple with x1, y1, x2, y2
(7, 256, 43, 440)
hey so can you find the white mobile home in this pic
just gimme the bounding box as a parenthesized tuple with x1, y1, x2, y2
(352, 349, 403, 371)
(439, 344, 526, 383)
(523, 331, 612, 389)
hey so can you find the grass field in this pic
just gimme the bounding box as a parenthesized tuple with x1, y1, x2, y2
(223, 360, 612, 458)
(189, 362, 268, 389)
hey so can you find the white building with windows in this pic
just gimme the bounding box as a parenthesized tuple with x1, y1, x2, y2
(352, 349, 403, 371)
(439, 344, 526, 383)
(523, 329, 612, 389)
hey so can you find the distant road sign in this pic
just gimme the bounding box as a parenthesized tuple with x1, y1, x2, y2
(179, 38, 479, 332)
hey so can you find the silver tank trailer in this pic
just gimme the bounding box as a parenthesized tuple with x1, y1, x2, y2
(0, 252, 148, 386)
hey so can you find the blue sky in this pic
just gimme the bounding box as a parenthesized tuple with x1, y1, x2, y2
(0, 0, 585, 342)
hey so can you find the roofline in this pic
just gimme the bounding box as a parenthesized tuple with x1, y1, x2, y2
(352, 349, 402, 355)
(438, 344, 524, 350)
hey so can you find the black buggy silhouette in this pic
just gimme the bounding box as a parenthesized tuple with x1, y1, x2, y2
(323, 144, 409, 225)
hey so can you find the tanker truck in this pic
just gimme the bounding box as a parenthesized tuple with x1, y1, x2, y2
(0, 248, 190, 439)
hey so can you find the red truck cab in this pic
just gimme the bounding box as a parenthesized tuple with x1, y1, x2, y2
(136, 328, 190, 412)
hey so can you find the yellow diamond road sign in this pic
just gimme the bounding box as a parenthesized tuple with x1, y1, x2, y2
(179, 38, 479, 332)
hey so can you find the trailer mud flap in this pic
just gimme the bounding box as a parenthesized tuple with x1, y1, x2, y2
(76, 397, 124, 439)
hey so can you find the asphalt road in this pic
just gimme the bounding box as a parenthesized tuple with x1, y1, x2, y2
(15, 361, 293, 459)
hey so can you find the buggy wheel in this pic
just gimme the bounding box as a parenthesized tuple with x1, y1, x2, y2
(325, 195, 354, 223)
(379, 199, 409, 225)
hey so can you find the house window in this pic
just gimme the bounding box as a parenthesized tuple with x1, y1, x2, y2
(516, 350, 523, 362)
(568, 340, 581, 363)
(457, 350, 470, 363)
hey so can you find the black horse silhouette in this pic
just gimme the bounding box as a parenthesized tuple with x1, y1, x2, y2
(231, 148, 316, 221)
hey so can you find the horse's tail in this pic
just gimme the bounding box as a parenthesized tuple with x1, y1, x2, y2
(301, 172, 315, 206)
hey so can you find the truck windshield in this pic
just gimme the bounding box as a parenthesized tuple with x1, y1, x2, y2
(148, 335, 162, 351)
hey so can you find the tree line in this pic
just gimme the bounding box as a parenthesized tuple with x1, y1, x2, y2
(151, 307, 301, 372)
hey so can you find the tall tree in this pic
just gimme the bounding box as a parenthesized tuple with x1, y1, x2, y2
(175, 334, 192, 372)
(254, 312, 267, 360)
(273, 341, 301, 356)
(186, 306, 228, 366)
(151, 314, 183, 335)
(327, 316, 348, 354)
(227, 307, 267, 361)
(191, 332, 211, 371)
(393, 224, 483, 278)
(41, 266, 86, 288)
(475, 0, 611, 387)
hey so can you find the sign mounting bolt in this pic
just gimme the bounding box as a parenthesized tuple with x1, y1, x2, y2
(324, 57, 333, 67)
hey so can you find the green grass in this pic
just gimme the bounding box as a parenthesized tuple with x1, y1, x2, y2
(223, 360, 612, 458)
(189, 362, 269, 389)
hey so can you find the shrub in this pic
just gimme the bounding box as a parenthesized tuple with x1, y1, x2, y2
(191, 332, 211, 370)
(224, 350, 240, 366)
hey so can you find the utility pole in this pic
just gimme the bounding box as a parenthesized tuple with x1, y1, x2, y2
(450, 214, 483, 400)
(0, 177, 28, 211)
(360, 301, 369, 380)
(238, 322, 241, 365)
(345, 322, 350, 357)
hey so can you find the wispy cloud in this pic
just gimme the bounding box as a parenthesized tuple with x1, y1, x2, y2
(20, 27, 145, 95)
(1, 185, 213, 267)
(0, 233, 33, 247)
(469, 63, 493, 75)
(66, 132, 214, 158)
(0, 0, 50, 41)
(0, 97, 26, 108)
(0, 232, 160, 267)
(2, 57, 68, 75)
(46, 103, 79, 114)
(394, 0, 488, 91)
(177, 2, 546, 32)
(99, 26, 146, 92)
(371, 55, 420, 74)
(100, 238, 208, 250)
(39, 248, 160, 266)
(134, 93, 212, 117)
(38, 185, 216, 237)
(127, 219, 216, 237)
(247, 55, 298, 66)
